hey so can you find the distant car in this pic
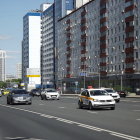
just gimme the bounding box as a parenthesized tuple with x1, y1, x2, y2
(0, 90, 2, 97)
(30, 89, 41, 97)
(78, 88, 115, 110)
(117, 91, 127, 97)
(40, 88, 60, 100)
(7, 89, 32, 105)
(102, 88, 120, 102)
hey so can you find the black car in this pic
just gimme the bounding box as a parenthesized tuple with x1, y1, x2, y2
(117, 91, 127, 97)
(30, 89, 41, 97)
(7, 89, 32, 105)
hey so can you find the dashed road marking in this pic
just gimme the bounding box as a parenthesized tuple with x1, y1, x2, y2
(59, 107, 65, 108)
(0, 104, 140, 140)
(87, 111, 98, 114)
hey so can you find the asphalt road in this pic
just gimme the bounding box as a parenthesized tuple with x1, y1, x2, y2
(0, 96, 140, 140)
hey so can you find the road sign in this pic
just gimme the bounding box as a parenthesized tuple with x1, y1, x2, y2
(79, 72, 87, 76)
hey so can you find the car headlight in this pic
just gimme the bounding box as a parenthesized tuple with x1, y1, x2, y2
(94, 99, 99, 102)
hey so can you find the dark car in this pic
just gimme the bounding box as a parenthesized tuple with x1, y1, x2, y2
(30, 89, 41, 97)
(7, 89, 32, 105)
(117, 91, 127, 97)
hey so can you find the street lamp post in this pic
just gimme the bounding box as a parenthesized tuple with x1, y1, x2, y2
(121, 71, 124, 91)
(98, 64, 101, 88)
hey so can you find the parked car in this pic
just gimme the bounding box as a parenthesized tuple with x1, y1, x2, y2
(102, 88, 120, 102)
(117, 91, 127, 97)
(0, 90, 2, 97)
(78, 88, 115, 110)
(40, 88, 60, 100)
(7, 89, 32, 105)
(30, 89, 41, 97)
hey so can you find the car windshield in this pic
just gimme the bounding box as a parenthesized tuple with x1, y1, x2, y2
(12, 90, 28, 94)
(105, 89, 115, 93)
(90, 90, 108, 96)
(47, 89, 56, 92)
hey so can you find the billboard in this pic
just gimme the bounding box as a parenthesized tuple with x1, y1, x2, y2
(26, 68, 40, 77)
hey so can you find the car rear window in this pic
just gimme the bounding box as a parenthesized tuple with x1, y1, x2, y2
(90, 90, 108, 96)
(12, 90, 28, 94)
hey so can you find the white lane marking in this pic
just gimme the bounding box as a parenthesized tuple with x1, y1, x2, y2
(5, 137, 25, 139)
(0, 104, 140, 140)
(136, 119, 140, 121)
(133, 110, 140, 112)
(59, 107, 65, 108)
(39, 104, 44, 105)
(132, 101, 140, 103)
(56, 118, 74, 124)
(40, 114, 56, 118)
(133, 105, 140, 107)
(87, 111, 98, 114)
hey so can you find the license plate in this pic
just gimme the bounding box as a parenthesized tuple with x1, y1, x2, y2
(18, 97, 23, 101)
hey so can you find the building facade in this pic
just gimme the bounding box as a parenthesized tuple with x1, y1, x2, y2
(0, 50, 6, 81)
(22, 11, 41, 87)
(16, 63, 22, 79)
(57, 0, 140, 92)
(41, 4, 55, 87)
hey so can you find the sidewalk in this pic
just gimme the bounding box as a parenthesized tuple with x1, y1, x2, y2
(126, 93, 140, 98)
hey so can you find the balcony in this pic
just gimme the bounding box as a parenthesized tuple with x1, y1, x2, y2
(100, 44, 107, 49)
(125, 37, 135, 43)
(100, 62, 107, 66)
(125, 5, 136, 13)
(81, 57, 87, 62)
(81, 42, 87, 47)
(81, 10, 87, 17)
(81, 18, 87, 24)
(80, 65, 88, 70)
(125, 68, 134, 73)
(66, 19, 71, 24)
(67, 53, 71, 58)
(125, 26, 134, 33)
(100, 8, 107, 14)
(66, 74, 71, 78)
(125, 15, 134, 22)
(100, 71, 107, 76)
(66, 40, 72, 45)
(67, 33, 71, 38)
(125, 47, 134, 53)
(100, 53, 107, 58)
(67, 60, 71, 64)
(100, 26, 108, 32)
(100, 35, 106, 41)
(66, 26, 71, 31)
(100, 17, 107, 23)
(125, 57, 134, 63)
(81, 34, 87, 39)
(81, 25, 88, 31)
(81, 49, 87, 54)
(67, 47, 71, 51)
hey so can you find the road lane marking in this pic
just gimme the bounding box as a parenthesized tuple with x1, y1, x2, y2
(133, 110, 140, 112)
(87, 111, 98, 114)
(0, 104, 140, 140)
(136, 119, 140, 121)
(59, 107, 65, 108)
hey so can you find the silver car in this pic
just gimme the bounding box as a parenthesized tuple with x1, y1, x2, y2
(7, 89, 32, 105)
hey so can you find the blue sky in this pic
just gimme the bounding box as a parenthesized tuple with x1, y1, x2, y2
(0, 0, 53, 76)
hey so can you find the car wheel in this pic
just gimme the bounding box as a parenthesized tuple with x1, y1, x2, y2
(116, 100, 120, 103)
(111, 106, 115, 110)
(78, 100, 83, 109)
(41, 95, 44, 100)
(88, 102, 93, 110)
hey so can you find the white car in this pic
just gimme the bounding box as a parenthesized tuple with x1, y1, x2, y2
(40, 89, 60, 100)
(78, 88, 115, 110)
(102, 88, 120, 102)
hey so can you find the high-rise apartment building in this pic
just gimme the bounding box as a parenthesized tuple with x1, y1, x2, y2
(0, 50, 6, 81)
(41, 4, 55, 86)
(22, 10, 42, 87)
(16, 63, 22, 79)
(57, 0, 140, 91)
